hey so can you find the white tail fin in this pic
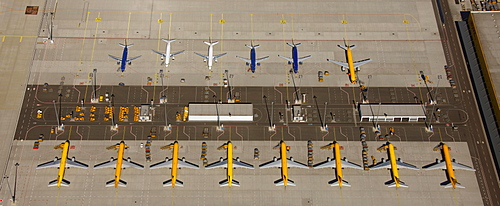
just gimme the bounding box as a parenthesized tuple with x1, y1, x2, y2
(162, 39, 176, 43)
(219, 179, 240, 187)
(204, 41, 219, 46)
(48, 179, 70, 187)
(106, 179, 127, 187)
(163, 179, 184, 187)
(328, 179, 351, 187)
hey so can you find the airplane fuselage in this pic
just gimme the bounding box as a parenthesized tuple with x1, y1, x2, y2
(386, 143, 402, 188)
(250, 48, 257, 73)
(227, 142, 234, 187)
(280, 141, 290, 186)
(113, 142, 126, 187)
(345, 48, 356, 84)
(56, 141, 70, 187)
(333, 142, 344, 187)
(441, 144, 458, 189)
(207, 44, 214, 69)
(171, 142, 179, 187)
(164, 42, 172, 67)
(120, 46, 129, 72)
(291, 46, 299, 73)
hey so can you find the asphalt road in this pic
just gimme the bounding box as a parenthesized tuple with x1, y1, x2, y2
(434, 1, 500, 205)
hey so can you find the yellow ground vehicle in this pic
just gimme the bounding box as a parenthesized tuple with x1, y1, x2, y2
(36, 110, 43, 119)
(182, 106, 189, 122)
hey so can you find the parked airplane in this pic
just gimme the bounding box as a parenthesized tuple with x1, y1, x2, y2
(36, 140, 89, 187)
(236, 43, 269, 73)
(370, 142, 419, 188)
(205, 141, 254, 187)
(194, 40, 227, 70)
(150, 141, 199, 187)
(94, 141, 144, 187)
(313, 141, 363, 187)
(108, 40, 142, 72)
(422, 142, 476, 189)
(327, 39, 371, 84)
(152, 39, 184, 67)
(259, 140, 309, 186)
(278, 41, 311, 73)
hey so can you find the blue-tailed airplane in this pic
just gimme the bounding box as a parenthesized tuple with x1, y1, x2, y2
(108, 40, 142, 72)
(278, 41, 311, 73)
(236, 43, 269, 73)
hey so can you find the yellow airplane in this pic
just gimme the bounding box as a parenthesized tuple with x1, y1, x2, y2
(36, 140, 89, 187)
(205, 141, 254, 187)
(94, 141, 144, 187)
(370, 142, 419, 188)
(313, 141, 363, 187)
(150, 141, 199, 187)
(327, 39, 371, 84)
(259, 140, 309, 186)
(422, 142, 476, 189)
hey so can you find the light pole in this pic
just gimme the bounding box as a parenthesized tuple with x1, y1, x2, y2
(313, 96, 327, 132)
(214, 95, 223, 131)
(13, 163, 19, 203)
(263, 96, 275, 131)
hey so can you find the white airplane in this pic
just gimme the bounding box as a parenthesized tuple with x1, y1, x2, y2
(313, 141, 363, 187)
(194, 40, 227, 70)
(259, 140, 309, 186)
(152, 39, 184, 67)
(149, 141, 199, 187)
(36, 140, 89, 187)
(205, 141, 254, 187)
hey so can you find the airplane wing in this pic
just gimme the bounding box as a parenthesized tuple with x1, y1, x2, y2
(278, 55, 293, 63)
(171, 50, 185, 57)
(313, 159, 335, 169)
(287, 158, 309, 169)
(152, 50, 166, 57)
(236, 56, 251, 64)
(93, 158, 117, 169)
(194, 52, 208, 60)
(36, 159, 60, 169)
(259, 158, 282, 168)
(369, 160, 391, 170)
(341, 159, 363, 169)
(66, 159, 89, 169)
(214, 53, 227, 59)
(327, 59, 348, 68)
(126, 55, 142, 62)
(452, 162, 476, 171)
(422, 161, 446, 170)
(149, 159, 173, 169)
(353, 58, 371, 67)
(177, 159, 200, 169)
(122, 158, 144, 169)
(396, 160, 420, 170)
(255, 56, 270, 63)
(205, 158, 228, 169)
(232, 159, 254, 169)
(108, 55, 122, 62)
(298, 55, 312, 62)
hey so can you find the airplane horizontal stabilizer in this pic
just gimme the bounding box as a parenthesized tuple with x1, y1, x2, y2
(48, 179, 70, 187)
(162, 39, 176, 43)
(163, 179, 184, 187)
(274, 178, 296, 186)
(119, 43, 133, 48)
(106, 179, 127, 187)
(219, 179, 240, 187)
(440, 180, 464, 189)
(385, 179, 408, 188)
(328, 179, 351, 187)
(204, 41, 219, 46)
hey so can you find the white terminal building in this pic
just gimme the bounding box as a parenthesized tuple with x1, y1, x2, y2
(358, 104, 426, 122)
(188, 103, 253, 122)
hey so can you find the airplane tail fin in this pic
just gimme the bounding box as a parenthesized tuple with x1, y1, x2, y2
(162, 39, 176, 43)
(245, 44, 253, 49)
(328, 179, 351, 187)
(219, 179, 240, 187)
(119, 43, 134, 48)
(48, 179, 70, 187)
(385, 179, 408, 188)
(274, 178, 296, 186)
(106, 179, 127, 187)
(204, 41, 219, 46)
(163, 179, 184, 187)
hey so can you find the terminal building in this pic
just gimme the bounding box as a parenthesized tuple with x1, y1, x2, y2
(188, 103, 253, 122)
(358, 103, 426, 122)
